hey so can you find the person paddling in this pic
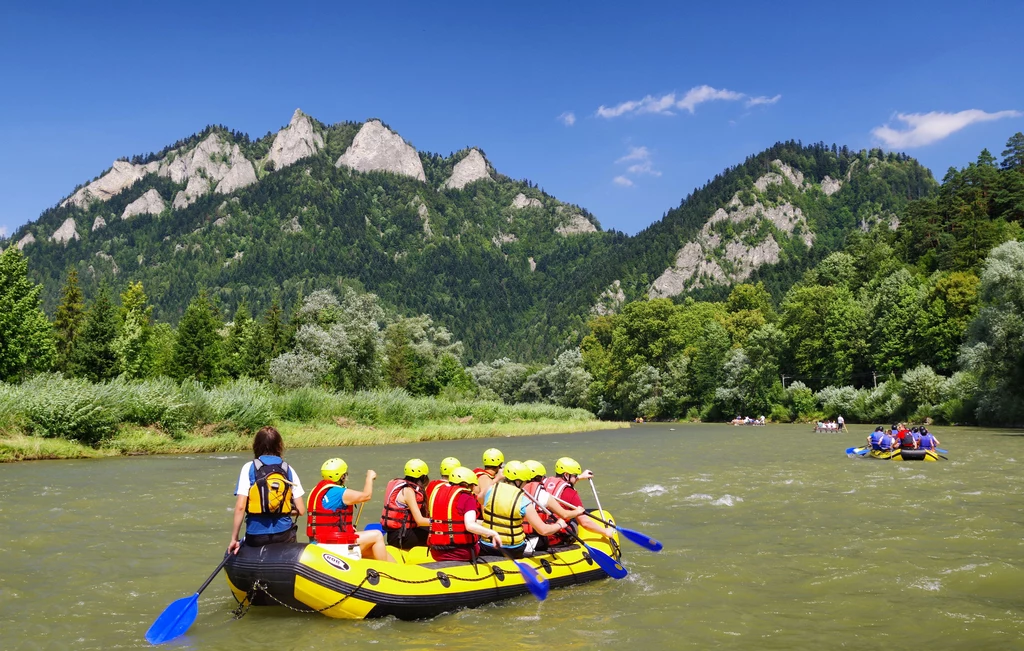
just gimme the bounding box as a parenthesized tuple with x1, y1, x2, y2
(541, 457, 616, 547)
(474, 448, 504, 496)
(307, 458, 395, 562)
(479, 461, 567, 559)
(919, 428, 940, 451)
(381, 459, 431, 549)
(428, 467, 501, 562)
(425, 456, 460, 506)
(520, 459, 586, 554)
(229, 427, 306, 554)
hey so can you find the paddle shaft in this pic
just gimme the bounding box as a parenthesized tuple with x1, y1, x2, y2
(589, 477, 606, 521)
(197, 553, 232, 595)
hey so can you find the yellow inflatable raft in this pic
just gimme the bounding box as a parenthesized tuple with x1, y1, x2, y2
(224, 516, 622, 620)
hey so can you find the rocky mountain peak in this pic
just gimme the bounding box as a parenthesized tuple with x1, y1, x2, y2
(444, 149, 491, 190)
(267, 109, 324, 171)
(51, 217, 80, 245)
(336, 120, 426, 182)
(122, 189, 165, 220)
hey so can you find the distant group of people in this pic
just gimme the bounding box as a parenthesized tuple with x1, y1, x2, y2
(814, 416, 847, 432)
(867, 424, 940, 451)
(228, 427, 616, 564)
(730, 415, 766, 426)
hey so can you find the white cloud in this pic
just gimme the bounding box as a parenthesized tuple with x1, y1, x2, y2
(558, 111, 576, 126)
(616, 146, 651, 163)
(597, 85, 778, 118)
(873, 109, 1023, 148)
(0, 226, 6, 237)
(746, 94, 781, 107)
(613, 175, 634, 187)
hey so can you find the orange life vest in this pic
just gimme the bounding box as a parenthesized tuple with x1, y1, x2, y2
(541, 476, 578, 545)
(427, 484, 476, 548)
(521, 480, 546, 535)
(381, 478, 424, 531)
(305, 479, 356, 544)
(425, 478, 446, 506)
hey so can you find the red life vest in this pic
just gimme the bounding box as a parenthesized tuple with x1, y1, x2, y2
(381, 478, 424, 530)
(305, 479, 356, 544)
(427, 484, 476, 548)
(541, 476, 578, 545)
(474, 467, 497, 480)
(425, 479, 446, 507)
(521, 481, 545, 535)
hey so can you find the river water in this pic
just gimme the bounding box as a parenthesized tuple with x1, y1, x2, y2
(1, 424, 1022, 650)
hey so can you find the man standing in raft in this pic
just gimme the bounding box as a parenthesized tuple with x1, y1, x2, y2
(307, 458, 395, 562)
(479, 460, 569, 559)
(426, 456, 460, 505)
(474, 448, 504, 495)
(229, 427, 306, 554)
(542, 457, 617, 547)
(428, 466, 502, 562)
(381, 459, 432, 549)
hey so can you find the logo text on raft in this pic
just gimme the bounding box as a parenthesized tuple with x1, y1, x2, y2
(323, 553, 350, 572)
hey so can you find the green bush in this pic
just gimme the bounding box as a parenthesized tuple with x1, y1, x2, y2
(22, 375, 120, 445)
(206, 378, 275, 433)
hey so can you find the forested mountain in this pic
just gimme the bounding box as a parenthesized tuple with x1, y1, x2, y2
(3, 109, 934, 362)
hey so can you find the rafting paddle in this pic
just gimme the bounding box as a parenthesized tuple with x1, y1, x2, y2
(520, 490, 628, 579)
(547, 491, 663, 552)
(145, 553, 231, 645)
(497, 548, 549, 601)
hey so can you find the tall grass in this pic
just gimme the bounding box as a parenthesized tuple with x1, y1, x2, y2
(0, 375, 599, 453)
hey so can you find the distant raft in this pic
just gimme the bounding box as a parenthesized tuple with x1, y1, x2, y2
(848, 446, 944, 461)
(224, 516, 621, 620)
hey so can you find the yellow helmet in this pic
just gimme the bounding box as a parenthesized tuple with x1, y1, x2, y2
(555, 457, 582, 476)
(503, 460, 528, 483)
(321, 458, 348, 482)
(404, 458, 429, 479)
(525, 460, 546, 480)
(439, 456, 461, 477)
(448, 466, 478, 486)
(482, 448, 504, 467)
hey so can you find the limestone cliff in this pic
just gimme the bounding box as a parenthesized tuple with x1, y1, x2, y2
(62, 160, 159, 208)
(51, 218, 80, 245)
(336, 120, 426, 182)
(267, 109, 324, 170)
(555, 214, 597, 236)
(443, 149, 491, 189)
(510, 193, 542, 209)
(122, 189, 166, 220)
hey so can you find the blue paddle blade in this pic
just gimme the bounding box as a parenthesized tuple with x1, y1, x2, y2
(618, 527, 663, 552)
(585, 544, 628, 579)
(937, 448, 949, 454)
(364, 523, 384, 532)
(844, 446, 859, 454)
(514, 561, 549, 601)
(146, 593, 198, 645)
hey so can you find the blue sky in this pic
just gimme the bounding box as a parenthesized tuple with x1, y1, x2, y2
(1, 0, 1022, 238)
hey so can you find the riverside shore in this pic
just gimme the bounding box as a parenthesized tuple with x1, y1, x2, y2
(0, 419, 629, 462)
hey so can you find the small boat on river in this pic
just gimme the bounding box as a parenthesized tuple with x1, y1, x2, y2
(848, 446, 944, 461)
(224, 517, 622, 620)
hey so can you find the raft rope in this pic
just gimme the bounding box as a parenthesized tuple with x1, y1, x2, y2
(231, 575, 372, 618)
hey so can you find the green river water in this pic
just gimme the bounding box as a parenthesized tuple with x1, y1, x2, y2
(1, 424, 1022, 650)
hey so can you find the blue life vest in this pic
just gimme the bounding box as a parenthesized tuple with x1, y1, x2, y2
(879, 434, 894, 451)
(869, 432, 882, 450)
(919, 434, 936, 450)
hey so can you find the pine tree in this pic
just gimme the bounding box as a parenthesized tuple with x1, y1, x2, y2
(172, 290, 224, 384)
(69, 285, 120, 382)
(113, 282, 153, 379)
(54, 268, 85, 373)
(264, 300, 286, 358)
(0, 246, 55, 381)
(1000, 132, 1024, 170)
(224, 301, 252, 378)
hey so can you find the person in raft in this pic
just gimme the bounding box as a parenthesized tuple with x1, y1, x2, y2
(425, 456, 461, 505)
(479, 460, 569, 559)
(538, 457, 615, 548)
(919, 428, 940, 451)
(867, 426, 884, 450)
(520, 459, 588, 554)
(306, 458, 395, 562)
(427, 466, 502, 562)
(474, 448, 504, 495)
(229, 426, 306, 553)
(380, 459, 432, 549)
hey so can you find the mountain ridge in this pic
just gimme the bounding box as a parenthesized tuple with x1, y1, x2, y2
(3, 110, 935, 362)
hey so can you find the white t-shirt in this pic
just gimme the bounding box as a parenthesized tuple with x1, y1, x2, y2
(235, 459, 305, 498)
